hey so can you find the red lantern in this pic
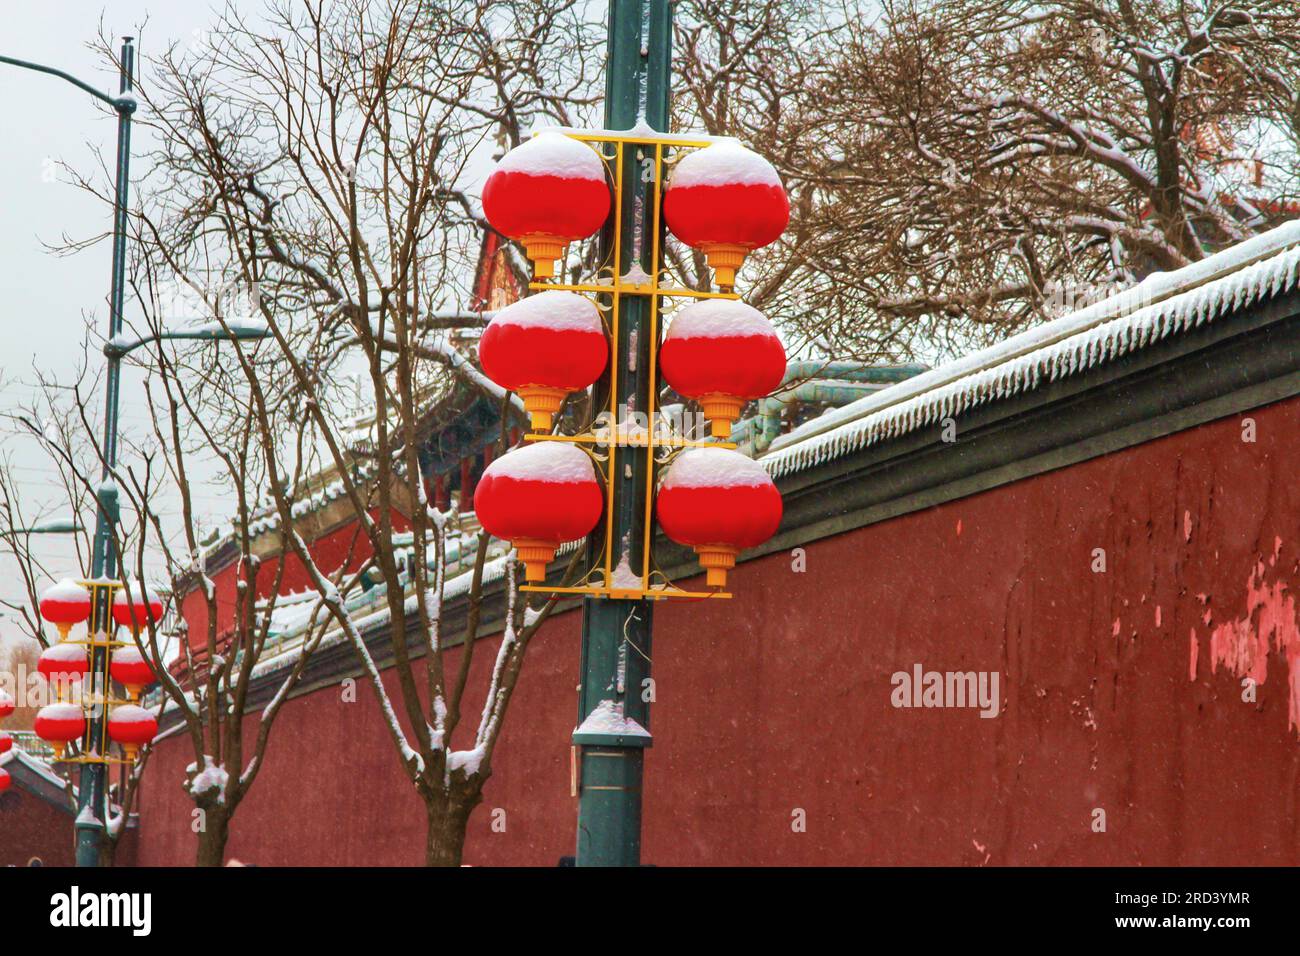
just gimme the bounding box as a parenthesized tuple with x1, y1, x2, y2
(38, 579, 92, 641)
(107, 704, 157, 761)
(482, 131, 611, 279)
(111, 646, 155, 701)
(663, 141, 789, 290)
(659, 299, 787, 438)
(38, 643, 90, 697)
(656, 447, 782, 588)
(34, 702, 85, 758)
(0, 732, 12, 754)
(112, 581, 164, 631)
(0, 768, 9, 793)
(474, 441, 603, 582)
(479, 291, 608, 431)
(0, 690, 13, 719)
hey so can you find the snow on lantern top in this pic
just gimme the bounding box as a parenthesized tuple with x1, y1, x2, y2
(656, 447, 783, 588)
(659, 299, 787, 438)
(661, 447, 776, 492)
(111, 645, 155, 698)
(38, 642, 89, 681)
(474, 441, 604, 582)
(0, 690, 14, 718)
(34, 702, 86, 748)
(663, 141, 790, 289)
(479, 291, 609, 432)
(107, 703, 159, 755)
(112, 581, 164, 629)
(482, 132, 612, 280)
(39, 579, 92, 628)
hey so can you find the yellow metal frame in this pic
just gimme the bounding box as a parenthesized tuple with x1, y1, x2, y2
(49, 578, 144, 766)
(519, 129, 736, 602)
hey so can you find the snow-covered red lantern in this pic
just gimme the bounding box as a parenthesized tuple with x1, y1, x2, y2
(34, 702, 85, 758)
(39, 579, 92, 640)
(107, 704, 157, 761)
(0, 768, 9, 793)
(479, 291, 608, 431)
(112, 581, 164, 632)
(663, 141, 789, 290)
(38, 642, 90, 697)
(482, 131, 611, 280)
(656, 447, 782, 588)
(659, 299, 787, 438)
(111, 646, 155, 701)
(0, 690, 13, 719)
(474, 442, 603, 582)
(0, 731, 11, 754)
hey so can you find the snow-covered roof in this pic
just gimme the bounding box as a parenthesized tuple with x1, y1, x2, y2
(761, 220, 1300, 479)
(1, 747, 69, 792)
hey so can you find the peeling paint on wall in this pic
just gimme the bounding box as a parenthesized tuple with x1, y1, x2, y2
(1199, 556, 1300, 732)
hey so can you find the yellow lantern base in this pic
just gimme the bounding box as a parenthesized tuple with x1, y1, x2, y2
(695, 544, 739, 588)
(700, 242, 750, 290)
(521, 234, 569, 279)
(514, 538, 559, 582)
(698, 393, 745, 438)
(518, 384, 570, 432)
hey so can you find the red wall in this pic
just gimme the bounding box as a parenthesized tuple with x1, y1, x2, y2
(138, 397, 1300, 865)
(0, 788, 76, 867)
(180, 509, 407, 659)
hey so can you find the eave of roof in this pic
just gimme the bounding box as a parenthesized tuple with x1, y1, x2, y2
(762, 220, 1300, 479)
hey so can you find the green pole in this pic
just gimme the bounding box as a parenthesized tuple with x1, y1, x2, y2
(75, 36, 135, 869)
(574, 0, 671, 867)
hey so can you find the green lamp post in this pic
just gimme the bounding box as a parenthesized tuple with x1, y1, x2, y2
(573, 0, 673, 867)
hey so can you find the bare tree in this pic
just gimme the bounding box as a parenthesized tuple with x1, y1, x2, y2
(6, 319, 344, 865)
(121, 0, 595, 865)
(786, 0, 1300, 358)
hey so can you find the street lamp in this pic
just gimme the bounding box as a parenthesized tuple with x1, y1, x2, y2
(6, 519, 85, 535)
(1, 37, 271, 867)
(103, 319, 273, 359)
(472, 0, 792, 866)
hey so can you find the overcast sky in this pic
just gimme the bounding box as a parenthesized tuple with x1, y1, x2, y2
(0, 3, 244, 641)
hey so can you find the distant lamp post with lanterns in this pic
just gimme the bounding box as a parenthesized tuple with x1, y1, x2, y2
(473, 0, 790, 865)
(1, 36, 272, 865)
(33, 577, 161, 764)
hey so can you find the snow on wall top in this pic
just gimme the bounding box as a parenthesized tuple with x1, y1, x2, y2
(664, 299, 778, 340)
(0, 748, 68, 790)
(762, 220, 1300, 481)
(498, 131, 606, 181)
(668, 140, 783, 190)
(491, 290, 603, 333)
(485, 440, 597, 485)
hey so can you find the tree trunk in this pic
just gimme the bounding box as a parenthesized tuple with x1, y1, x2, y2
(195, 804, 231, 867)
(425, 798, 473, 867)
